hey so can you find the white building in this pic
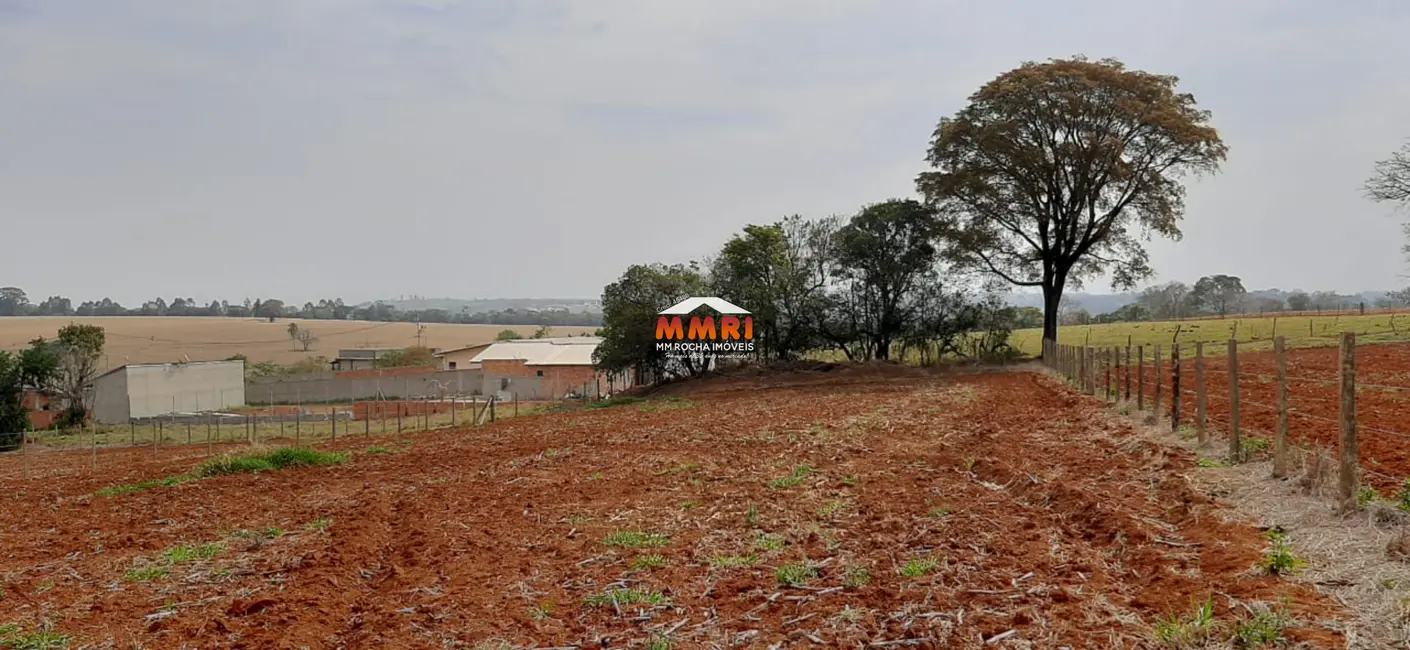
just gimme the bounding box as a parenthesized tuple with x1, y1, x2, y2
(91, 360, 246, 423)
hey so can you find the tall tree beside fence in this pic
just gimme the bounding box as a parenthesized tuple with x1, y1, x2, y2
(916, 56, 1227, 346)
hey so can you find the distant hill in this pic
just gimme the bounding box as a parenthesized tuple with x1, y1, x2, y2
(359, 297, 601, 314)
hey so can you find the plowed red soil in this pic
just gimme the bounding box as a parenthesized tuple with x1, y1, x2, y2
(0, 369, 1343, 648)
(1122, 342, 1410, 491)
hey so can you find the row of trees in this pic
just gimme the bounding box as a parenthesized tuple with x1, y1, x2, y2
(595, 55, 1231, 371)
(0, 289, 603, 327)
(1060, 280, 1400, 326)
(593, 201, 1019, 379)
(0, 324, 106, 441)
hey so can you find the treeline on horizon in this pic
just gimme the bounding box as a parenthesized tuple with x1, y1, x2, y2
(0, 287, 604, 327)
(1056, 276, 1410, 326)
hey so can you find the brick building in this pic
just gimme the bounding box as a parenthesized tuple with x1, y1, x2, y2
(472, 337, 630, 400)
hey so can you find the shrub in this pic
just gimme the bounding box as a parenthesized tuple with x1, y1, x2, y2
(194, 447, 346, 478)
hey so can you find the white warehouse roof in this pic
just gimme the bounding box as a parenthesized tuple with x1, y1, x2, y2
(471, 337, 601, 366)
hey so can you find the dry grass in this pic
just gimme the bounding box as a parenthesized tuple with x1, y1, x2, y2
(1084, 383, 1410, 648)
(0, 317, 595, 366)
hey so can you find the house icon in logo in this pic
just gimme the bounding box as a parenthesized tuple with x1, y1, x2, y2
(658, 297, 751, 315)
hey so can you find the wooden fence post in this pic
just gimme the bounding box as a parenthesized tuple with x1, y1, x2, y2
(1228, 339, 1242, 463)
(1137, 345, 1145, 411)
(1171, 343, 1181, 432)
(1124, 344, 1132, 401)
(1195, 342, 1207, 445)
(1104, 348, 1112, 400)
(1087, 348, 1097, 395)
(1153, 344, 1163, 423)
(1273, 336, 1290, 478)
(1078, 346, 1087, 391)
(1339, 332, 1358, 512)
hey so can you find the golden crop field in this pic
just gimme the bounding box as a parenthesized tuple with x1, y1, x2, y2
(0, 317, 596, 368)
(1009, 311, 1410, 356)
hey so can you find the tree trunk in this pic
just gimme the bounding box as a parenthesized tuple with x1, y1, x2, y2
(1041, 285, 1062, 350)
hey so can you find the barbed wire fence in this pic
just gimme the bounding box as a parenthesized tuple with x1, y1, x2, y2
(1044, 332, 1409, 511)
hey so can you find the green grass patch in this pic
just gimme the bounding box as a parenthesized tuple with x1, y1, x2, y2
(363, 446, 394, 455)
(1153, 597, 1217, 647)
(1196, 458, 1227, 468)
(194, 447, 347, 478)
(769, 465, 815, 489)
(898, 557, 943, 578)
(637, 397, 696, 412)
(630, 554, 669, 570)
(817, 500, 847, 519)
(582, 587, 671, 608)
(0, 625, 70, 650)
(94, 474, 194, 497)
(775, 562, 818, 587)
(754, 534, 787, 552)
(708, 553, 759, 569)
(602, 531, 670, 548)
(162, 543, 224, 564)
(123, 566, 170, 582)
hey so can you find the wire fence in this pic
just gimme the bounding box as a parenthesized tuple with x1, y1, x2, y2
(1043, 333, 1407, 510)
(0, 388, 605, 481)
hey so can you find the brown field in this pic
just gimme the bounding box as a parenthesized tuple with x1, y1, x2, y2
(0, 368, 1345, 648)
(0, 317, 596, 366)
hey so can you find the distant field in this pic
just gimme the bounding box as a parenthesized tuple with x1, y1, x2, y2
(1010, 312, 1410, 356)
(0, 317, 596, 368)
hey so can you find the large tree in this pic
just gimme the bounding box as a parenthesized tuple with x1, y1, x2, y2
(829, 199, 944, 360)
(49, 324, 106, 426)
(710, 216, 831, 361)
(0, 287, 29, 316)
(1138, 281, 1193, 320)
(917, 56, 1227, 345)
(593, 263, 708, 379)
(1191, 274, 1246, 317)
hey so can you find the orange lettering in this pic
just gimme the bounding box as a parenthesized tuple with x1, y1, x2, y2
(688, 317, 716, 340)
(655, 316, 684, 340)
(744, 316, 753, 339)
(720, 316, 741, 339)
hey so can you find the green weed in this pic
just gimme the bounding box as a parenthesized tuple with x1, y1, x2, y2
(645, 633, 674, 650)
(708, 554, 758, 569)
(769, 465, 814, 489)
(194, 447, 346, 478)
(1260, 531, 1305, 576)
(602, 531, 670, 548)
(0, 625, 70, 650)
(307, 517, 333, 530)
(927, 506, 953, 519)
(775, 562, 818, 587)
(630, 554, 669, 570)
(754, 534, 786, 552)
(123, 566, 170, 582)
(162, 543, 223, 564)
(840, 475, 859, 487)
(1196, 458, 1227, 468)
(1153, 597, 1216, 647)
(582, 588, 671, 608)
(1233, 609, 1289, 647)
(898, 557, 942, 578)
(745, 503, 760, 529)
(817, 500, 847, 519)
(841, 565, 872, 589)
(1240, 438, 1270, 460)
(94, 474, 194, 497)
(1398, 479, 1410, 512)
(1358, 485, 1380, 508)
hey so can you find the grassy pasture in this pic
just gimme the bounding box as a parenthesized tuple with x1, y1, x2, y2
(1009, 312, 1410, 356)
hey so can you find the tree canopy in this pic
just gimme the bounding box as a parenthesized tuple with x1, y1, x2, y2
(917, 56, 1227, 344)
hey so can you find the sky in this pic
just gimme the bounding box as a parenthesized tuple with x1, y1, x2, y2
(2, 0, 1409, 306)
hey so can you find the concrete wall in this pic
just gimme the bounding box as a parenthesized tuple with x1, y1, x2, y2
(91, 370, 129, 424)
(126, 361, 246, 420)
(246, 368, 484, 404)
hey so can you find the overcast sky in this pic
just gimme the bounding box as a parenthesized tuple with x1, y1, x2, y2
(2, 0, 1408, 306)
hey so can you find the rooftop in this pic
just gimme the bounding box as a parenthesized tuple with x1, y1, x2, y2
(471, 337, 601, 366)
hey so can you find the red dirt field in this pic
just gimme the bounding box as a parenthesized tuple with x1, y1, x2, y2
(0, 369, 1344, 648)
(1120, 341, 1410, 492)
